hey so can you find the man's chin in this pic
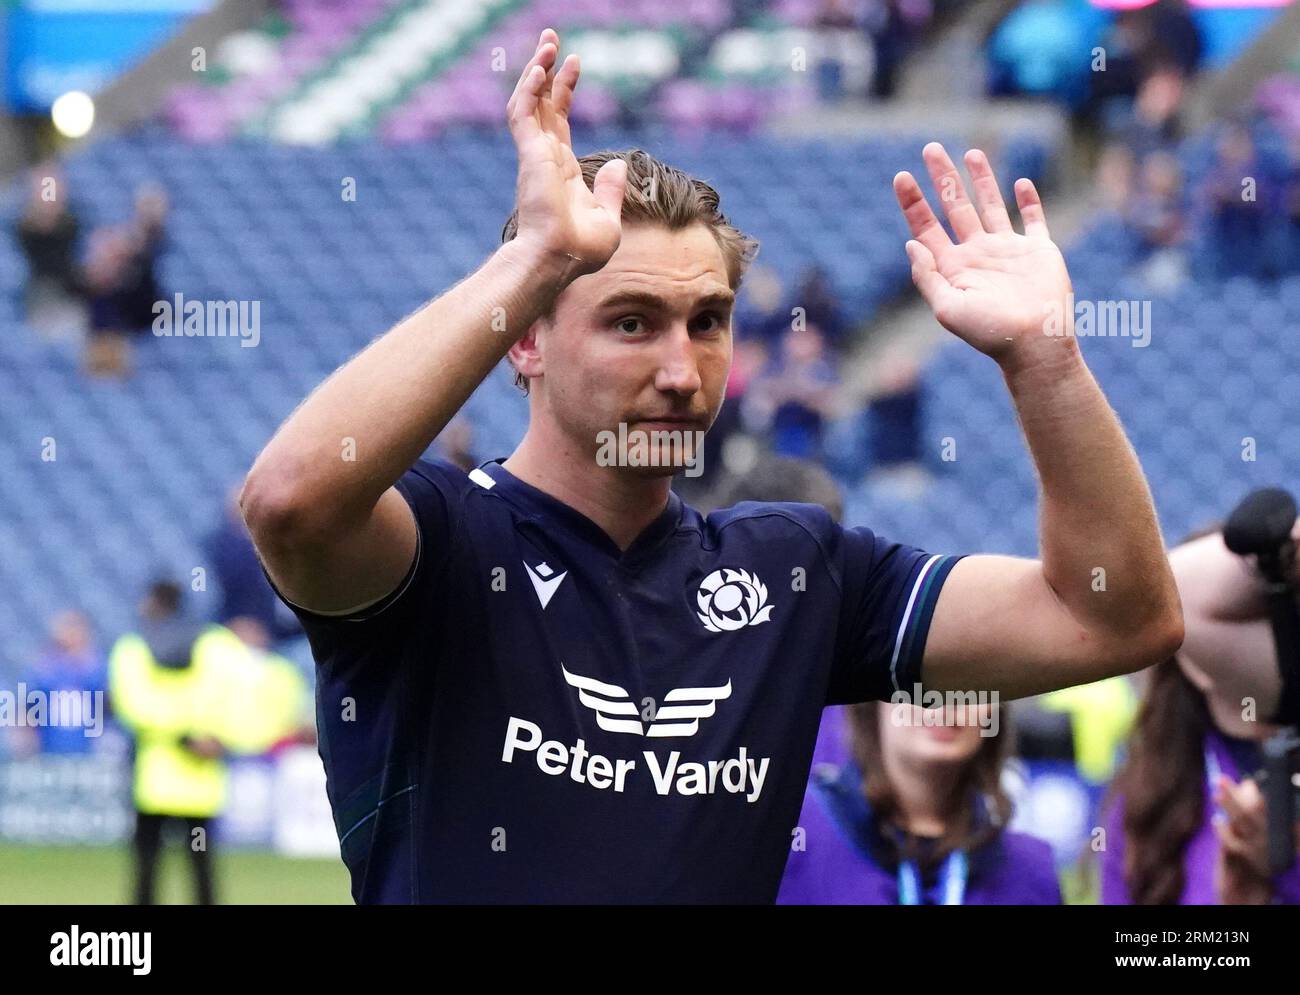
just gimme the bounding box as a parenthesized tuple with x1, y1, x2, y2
(616, 461, 687, 480)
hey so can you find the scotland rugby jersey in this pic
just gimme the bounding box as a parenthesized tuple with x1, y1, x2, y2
(278, 457, 961, 903)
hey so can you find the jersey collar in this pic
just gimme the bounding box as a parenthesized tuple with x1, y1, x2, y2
(470, 458, 684, 565)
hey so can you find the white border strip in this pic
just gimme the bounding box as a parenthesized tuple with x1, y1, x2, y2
(888, 553, 943, 693)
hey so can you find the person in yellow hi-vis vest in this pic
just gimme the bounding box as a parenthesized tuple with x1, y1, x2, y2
(1038, 675, 1139, 785)
(225, 616, 315, 755)
(109, 578, 281, 905)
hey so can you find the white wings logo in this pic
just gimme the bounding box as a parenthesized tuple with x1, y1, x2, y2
(561, 665, 732, 738)
(695, 568, 774, 632)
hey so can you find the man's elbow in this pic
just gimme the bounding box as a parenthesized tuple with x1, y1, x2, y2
(1143, 604, 1185, 667)
(1101, 600, 1185, 677)
(239, 468, 322, 552)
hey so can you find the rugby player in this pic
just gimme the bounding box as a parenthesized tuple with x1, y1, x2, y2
(240, 28, 1182, 902)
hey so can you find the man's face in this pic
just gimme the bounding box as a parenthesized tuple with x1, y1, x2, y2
(521, 221, 735, 477)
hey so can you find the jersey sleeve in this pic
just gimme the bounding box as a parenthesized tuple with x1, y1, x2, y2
(261, 458, 460, 643)
(826, 524, 963, 705)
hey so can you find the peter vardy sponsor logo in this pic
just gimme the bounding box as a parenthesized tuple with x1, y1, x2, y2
(50, 926, 151, 975)
(501, 717, 770, 803)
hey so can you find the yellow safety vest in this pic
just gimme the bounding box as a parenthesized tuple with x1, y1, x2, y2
(1040, 675, 1138, 784)
(108, 625, 252, 817)
(221, 648, 310, 755)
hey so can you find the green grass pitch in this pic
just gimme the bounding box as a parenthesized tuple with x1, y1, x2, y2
(0, 844, 352, 904)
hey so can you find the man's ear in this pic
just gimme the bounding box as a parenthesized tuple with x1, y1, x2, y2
(508, 316, 546, 385)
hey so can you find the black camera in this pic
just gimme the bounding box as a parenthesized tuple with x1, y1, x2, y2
(1224, 487, 1300, 875)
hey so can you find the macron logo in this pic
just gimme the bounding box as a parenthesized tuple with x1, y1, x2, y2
(524, 560, 568, 610)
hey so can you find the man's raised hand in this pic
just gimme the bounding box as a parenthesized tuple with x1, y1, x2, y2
(893, 143, 1072, 365)
(506, 29, 626, 277)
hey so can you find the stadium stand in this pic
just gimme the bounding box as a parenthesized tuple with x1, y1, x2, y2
(1, 123, 1024, 676)
(0, 0, 1290, 723)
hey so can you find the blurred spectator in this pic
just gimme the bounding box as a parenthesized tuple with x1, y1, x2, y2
(813, 0, 872, 101)
(1115, 66, 1186, 161)
(1020, 676, 1138, 786)
(1097, 66, 1187, 210)
(988, 0, 1096, 108)
(806, 0, 936, 103)
(119, 184, 169, 333)
(779, 700, 1061, 904)
(1101, 525, 1300, 905)
(719, 336, 768, 448)
(108, 579, 247, 904)
(733, 262, 793, 345)
(1148, 0, 1203, 79)
(1125, 151, 1189, 291)
(1091, 9, 1145, 105)
(863, 0, 933, 99)
(19, 610, 107, 756)
(82, 227, 136, 378)
(1284, 130, 1300, 269)
(791, 264, 847, 347)
(203, 485, 301, 641)
(1101, 656, 1300, 905)
(224, 616, 315, 752)
(1091, 1, 1200, 115)
(865, 351, 927, 492)
(746, 324, 841, 460)
(707, 451, 844, 521)
(80, 184, 170, 378)
(14, 164, 84, 338)
(1202, 122, 1272, 278)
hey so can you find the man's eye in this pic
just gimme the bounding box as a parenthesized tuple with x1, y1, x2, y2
(692, 312, 724, 334)
(616, 317, 644, 335)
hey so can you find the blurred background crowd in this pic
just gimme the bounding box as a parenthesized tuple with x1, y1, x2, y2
(2, 0, 1300, 903)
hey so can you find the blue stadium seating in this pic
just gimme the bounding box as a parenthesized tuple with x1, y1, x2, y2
(7, 123, 1288, 674)
(851, 204, 1300, 561)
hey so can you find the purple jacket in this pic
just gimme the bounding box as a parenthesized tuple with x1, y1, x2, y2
(812, 704, 850, 767)
(1101, 729, 1300, 904)
(777, 762, 1062, 905)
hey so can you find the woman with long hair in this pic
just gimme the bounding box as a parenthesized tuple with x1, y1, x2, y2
(777, 700, 1060, 904)
(1101, 526, 1300, 904)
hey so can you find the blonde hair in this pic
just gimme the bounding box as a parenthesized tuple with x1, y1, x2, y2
(501, 148, 759, 393)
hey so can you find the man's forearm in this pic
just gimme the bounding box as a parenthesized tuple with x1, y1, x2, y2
(1002, 338, 1178, 637)
(245, 237, 571, 530)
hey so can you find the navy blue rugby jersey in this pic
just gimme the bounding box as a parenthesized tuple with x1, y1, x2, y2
(274, 457, 962, 903)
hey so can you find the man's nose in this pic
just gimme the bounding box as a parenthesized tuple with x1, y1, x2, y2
(653, 324, 702, 395)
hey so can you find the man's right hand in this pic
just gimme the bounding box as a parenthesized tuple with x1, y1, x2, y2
(506, 29, 625, 277)
(242, 30, 626, 620)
